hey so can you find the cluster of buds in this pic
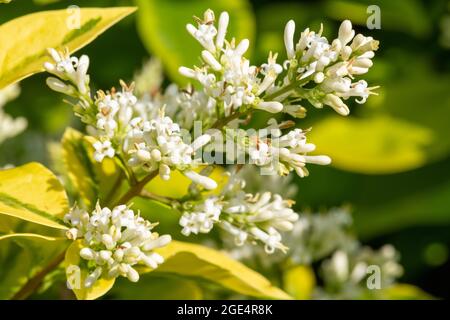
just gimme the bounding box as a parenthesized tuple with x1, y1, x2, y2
(282, 19, 379, 116)
(179, 173, 299, 254)
(320, 245, 403, 297)
(179, 10, 285, 116)
(240, 119, 331, 177)
(64, 203, 171, 288)
(44, 50, 216, 188)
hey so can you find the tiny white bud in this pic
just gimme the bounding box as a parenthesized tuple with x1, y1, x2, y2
(303, 155, 332, 165)
(46, 77, 74, 95)
(256, 101, 283, 113)
(80, 247, 96, 260)
(235, 39, 249, 56)
(202, 50, 222, 71)
(178, 66, 196, 78)
(126, 266, 139, 282)
(284, 20, 296, 59)
(216, 11, 229, 49)
(323, 94, 350, 116)
(137, 149, 151, 162)
(183, 170, 217, 190)
(151, 149, 162, 161)
(338, 20, 355, 46)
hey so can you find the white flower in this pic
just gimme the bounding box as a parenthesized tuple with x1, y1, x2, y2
(64, 203, 171, 288)
(243, 120, 331, 177)
(93, 140, 115, 162)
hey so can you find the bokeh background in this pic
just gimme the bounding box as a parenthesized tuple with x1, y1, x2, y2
(1, 0, 449, 298)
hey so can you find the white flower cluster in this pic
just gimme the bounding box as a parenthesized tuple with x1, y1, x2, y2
(44, 50, 216, 188)
(179, 197, 222, 236)
(179, 173, 299, 254)
(0, 84, 27, 144)
(319, 245, 403, 298)
(282, 20, 379, 115)
(64, 203, 171, 287)
(243, 119, 331, 177)
(179, 9, 285, 115)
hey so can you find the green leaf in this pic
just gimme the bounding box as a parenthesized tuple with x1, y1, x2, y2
(354, 179, 450, 239)
(64, 240, 115, 300)
(283, 265, 316, 300)
(309, 115, 434, 174)
(0, 7, 136, 89)
(61, 128, 122, 209)
(136, 0, 255, 84)
(151, 240, 292, 299)
(0, 232, 68, 299)
(382, 284, 433, 300)
(0, 162, 69, 229)
(110, 274, 203, 300)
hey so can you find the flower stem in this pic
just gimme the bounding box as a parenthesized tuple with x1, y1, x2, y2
(115, 170, 159, 205)
(211, 111, 244, 129)
(264, 78, 310, 101)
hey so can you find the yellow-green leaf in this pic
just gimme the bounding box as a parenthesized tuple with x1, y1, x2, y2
(61, 128, 121, 209)
(283, 265, 316, 300)
(0, 162, 69, 229)
(152, 240, 292, 299)
(309, 115, 434, 174)
(64, 240, 115, 300)
(0, 7, 136, 89)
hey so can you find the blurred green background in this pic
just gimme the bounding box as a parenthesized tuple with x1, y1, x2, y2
(1, 0, 449, 298)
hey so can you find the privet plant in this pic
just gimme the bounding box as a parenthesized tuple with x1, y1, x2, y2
(0, 8, 406, 300)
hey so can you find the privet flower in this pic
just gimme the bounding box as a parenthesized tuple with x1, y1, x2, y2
(64, 203, 171, 288)
(281, 19, 379, 115)
(179, 173, 299, 254)
(44, 50, 217, 189)
(242, 119, 331, 177)
(179, 9, 284, 116)
(319, 245, 403, 298)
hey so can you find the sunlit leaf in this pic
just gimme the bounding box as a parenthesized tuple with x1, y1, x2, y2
(0, 233, 68, 299)
(136, 0, 255, 84)
(309, 115, 434, 174)
(0, 7, 136, 89)
(150, 240, 292, 299)
(0, 162, 69, 229)
(283, 265, 316, 300)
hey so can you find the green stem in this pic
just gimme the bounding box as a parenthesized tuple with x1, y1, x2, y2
(264, 78, 310, 101)
(115, 170, 159, 206)
(211, 111, 245, 129)
(12, 250, 66, 300)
